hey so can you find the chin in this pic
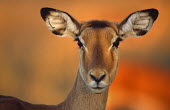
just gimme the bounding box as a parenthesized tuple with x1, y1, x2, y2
(89, 87, 107, 94)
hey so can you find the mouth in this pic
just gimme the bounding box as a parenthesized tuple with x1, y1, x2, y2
(87, 81, 109, 93)
(89, 86, 107, 94)
(92, 87, 104, 89)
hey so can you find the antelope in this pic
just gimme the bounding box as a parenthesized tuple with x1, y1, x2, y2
(0, 8, 158, 110)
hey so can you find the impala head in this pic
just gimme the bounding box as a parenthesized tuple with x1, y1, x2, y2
(40, 8, 158, 94)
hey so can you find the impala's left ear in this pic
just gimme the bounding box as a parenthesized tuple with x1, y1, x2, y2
(118, 8, 159, 39)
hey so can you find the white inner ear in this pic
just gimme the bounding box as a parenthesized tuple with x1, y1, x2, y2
(122, 12, 153, 33)
(45, 11, 79, 37)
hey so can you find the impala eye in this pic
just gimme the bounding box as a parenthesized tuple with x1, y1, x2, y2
(112, 38, 122, 48)
(75, 38, 84, 48)
(77, 41, 83, 48)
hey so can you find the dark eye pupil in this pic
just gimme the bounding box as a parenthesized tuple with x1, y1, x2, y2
(112, 41, 119, 48)
(77, 41, 83, 48)
(112, 38, 122, 48)
(75, 38, 83, 48)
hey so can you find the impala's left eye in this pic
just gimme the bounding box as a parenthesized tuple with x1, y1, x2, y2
(112, 38, 122, 48)
(75, 38, 84, 48)
(77, 40, 83, 48)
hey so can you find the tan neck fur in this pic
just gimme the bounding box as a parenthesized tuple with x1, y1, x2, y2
(57, 69, 109, 110)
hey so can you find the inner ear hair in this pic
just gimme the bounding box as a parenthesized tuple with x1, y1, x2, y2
(118, 8, 159, 38)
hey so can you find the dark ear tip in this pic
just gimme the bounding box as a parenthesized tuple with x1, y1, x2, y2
(147, 8, 159, 21)
(40, 7, 56, 20)
(140, 8, 159, 21)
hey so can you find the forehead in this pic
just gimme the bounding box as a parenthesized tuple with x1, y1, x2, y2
(81, 20, 118, 28)
(80, 20, 118, 43)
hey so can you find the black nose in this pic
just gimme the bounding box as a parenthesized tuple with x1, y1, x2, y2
(90, 73, 106, 83)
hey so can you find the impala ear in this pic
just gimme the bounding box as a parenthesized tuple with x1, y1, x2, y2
(40, 7, 80, 37)
(118, 8, 159, 39)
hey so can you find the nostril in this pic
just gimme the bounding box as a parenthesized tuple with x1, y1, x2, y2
(90, 73, 106, 83)
(99, 74, 106, 81)
(90, 74, 97, 82)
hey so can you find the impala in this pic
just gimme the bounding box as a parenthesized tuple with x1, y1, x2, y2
(0, 8, 158, 110)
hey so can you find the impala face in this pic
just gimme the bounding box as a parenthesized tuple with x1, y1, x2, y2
(77, 21, 120, 93)
(40, 8, 158, 93)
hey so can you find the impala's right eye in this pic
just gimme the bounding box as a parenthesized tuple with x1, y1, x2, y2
(112, 38, 122, 48)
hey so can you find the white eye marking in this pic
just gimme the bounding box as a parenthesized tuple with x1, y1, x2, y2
(108, 45, 112, 51)
(79, 36, 88, 52)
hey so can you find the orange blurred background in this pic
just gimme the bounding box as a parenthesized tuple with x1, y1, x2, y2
(0, 0, 170, 110)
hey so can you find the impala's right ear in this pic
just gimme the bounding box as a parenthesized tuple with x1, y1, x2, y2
(40, 8, 80, 37)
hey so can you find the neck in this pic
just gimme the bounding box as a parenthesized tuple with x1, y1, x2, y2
(57, 69, 108, 110)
